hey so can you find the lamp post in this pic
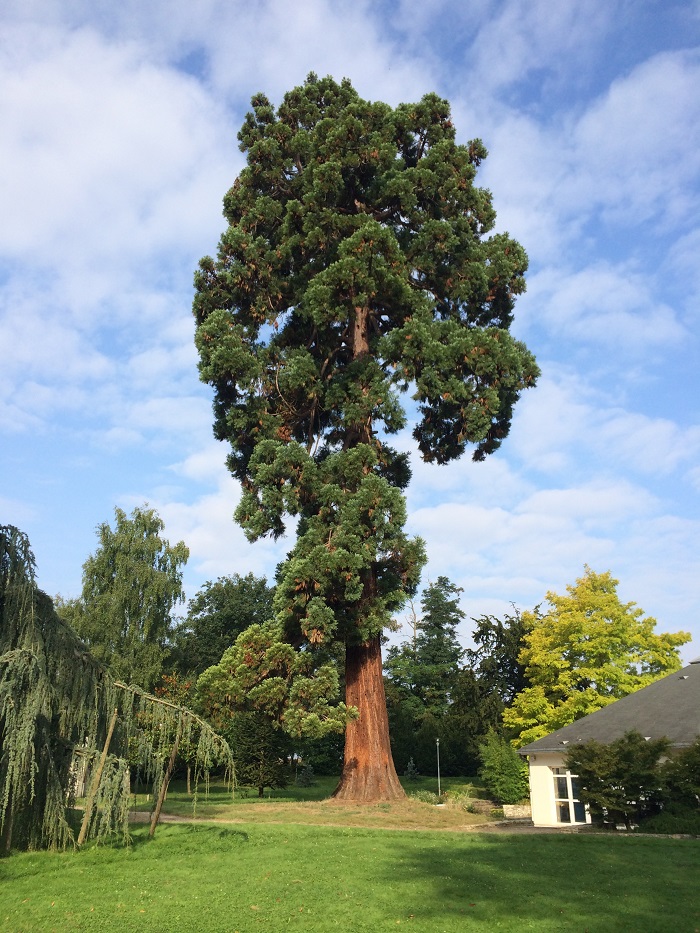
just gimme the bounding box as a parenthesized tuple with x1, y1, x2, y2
(436, 737, 441, 798)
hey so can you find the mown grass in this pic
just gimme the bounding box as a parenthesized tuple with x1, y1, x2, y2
(133, 773, 481, 806)
(1, 821, 699, 932)
(129, 775, 493, 832)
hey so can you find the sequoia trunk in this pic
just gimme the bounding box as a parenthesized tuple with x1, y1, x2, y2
(331, 635, 405, 802)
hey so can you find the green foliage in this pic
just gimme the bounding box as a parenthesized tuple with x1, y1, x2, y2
(565, 731, 670, 828)
(294, 731, 344, 775)
(197, 622, 353, 739)
(478, 731, 529, 804)
(442, 668, 506, 770)
(504, 568, 690, 745)
(566, 733, 700, 831)
(385, 577, 465, 717)
(639, 803, 700, 835)
(466, 607, 528, 707)
(1, 524, 123, 851)
(61, 506, 189, 691)
(295, 763, 316, 787)
(663, 737, 700, 806)
(404, 757, 420, 781)
(192, 75, 537, 763)
(172, 573, 274, 677)
(386, 577, 505, 776)
(227, 712, 291, 797)
(409, 789, 441, 804)
(0, 525, 231, 852)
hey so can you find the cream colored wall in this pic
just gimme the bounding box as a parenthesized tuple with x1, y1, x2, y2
(524, 752, 565, 827)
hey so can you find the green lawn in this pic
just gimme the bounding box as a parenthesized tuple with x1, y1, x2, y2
(1, 822, 698, 932)
(128, 775, 495, 831)
(131, 773, 480, 806)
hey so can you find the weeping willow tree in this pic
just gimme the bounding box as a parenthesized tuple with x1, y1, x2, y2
(0, 525, 232, 853)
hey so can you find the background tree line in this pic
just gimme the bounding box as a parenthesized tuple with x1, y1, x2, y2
(53, 504, 690, 802)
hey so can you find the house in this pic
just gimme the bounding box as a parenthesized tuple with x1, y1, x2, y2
(518, 657, 700, 827)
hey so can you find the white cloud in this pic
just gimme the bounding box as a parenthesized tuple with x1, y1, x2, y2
(470, 48, 700, 275)
(5, 0, 436, 107)
(0, 495, 38, 527)
(0, 24, 237, 437)
(467, 0, 614, 96)
(571, 49, 700, 228)
(509, 372, 700, 480)
(146, 465, 290, 593)
(0, 26, 235, 264)
(667, 225, 700, 310)
(522, 261, 686, 351)
(172, 443, 231, 484)
(406, 473, 700, 657)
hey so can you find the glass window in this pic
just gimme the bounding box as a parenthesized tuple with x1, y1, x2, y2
(573, 800, 586, 823)
(552, 767, 589, 824)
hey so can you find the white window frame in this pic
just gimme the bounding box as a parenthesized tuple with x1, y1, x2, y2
(551, 767, 591, 825)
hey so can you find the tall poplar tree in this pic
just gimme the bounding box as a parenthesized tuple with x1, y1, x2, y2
(193, 75, 538, 801)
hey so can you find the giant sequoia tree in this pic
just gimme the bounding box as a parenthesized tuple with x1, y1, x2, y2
(193, 75, 538, 801)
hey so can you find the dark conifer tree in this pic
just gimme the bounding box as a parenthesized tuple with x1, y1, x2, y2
(193, 75, 538, 801)
(385, 576, 465, 716)
(228, 712, 292, 798)
(466, 608, 529, 707)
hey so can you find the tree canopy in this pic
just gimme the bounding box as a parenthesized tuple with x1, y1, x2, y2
(0, 525, 229, 852)
(385, 583, 522, 776)
(193, 74, 538, 800)
(565, 731, 670, 829)
(172, 573, 274, 677)
(385, 576, 465, 717)
(504, 568, 690, 746)
(466, 607, 528, 707)
(61, 506, 189, 691)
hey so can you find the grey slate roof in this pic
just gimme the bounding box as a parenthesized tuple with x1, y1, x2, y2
(519, 658, 700, 756)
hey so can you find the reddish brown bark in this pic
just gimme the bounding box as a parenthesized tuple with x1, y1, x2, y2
(331, 635, 405, 802)
(329, 304, 405, 803)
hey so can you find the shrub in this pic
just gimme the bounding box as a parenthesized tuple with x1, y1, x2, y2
(640, 802, 700, 835)
(663, 738, 700, 806)
(295, 764, 316, 787)
(409, 789, 441, 804)
(404, 757, 420, 781)
(478, 731, 529, 804)
(566, 731, 669, 828)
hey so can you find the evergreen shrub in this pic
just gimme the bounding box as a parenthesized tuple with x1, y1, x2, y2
(478, 731, 529, 804)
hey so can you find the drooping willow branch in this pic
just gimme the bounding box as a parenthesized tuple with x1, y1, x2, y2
(0, 525, 233, 852)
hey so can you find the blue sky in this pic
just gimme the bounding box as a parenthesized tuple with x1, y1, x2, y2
(2, 0, 699, 660)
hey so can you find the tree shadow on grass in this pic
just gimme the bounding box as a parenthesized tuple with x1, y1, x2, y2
(378, 832, 700, 931)
(125, 822, 249, 854)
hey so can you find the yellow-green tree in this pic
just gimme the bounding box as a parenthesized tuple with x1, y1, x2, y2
(504, 568, 690, 746)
